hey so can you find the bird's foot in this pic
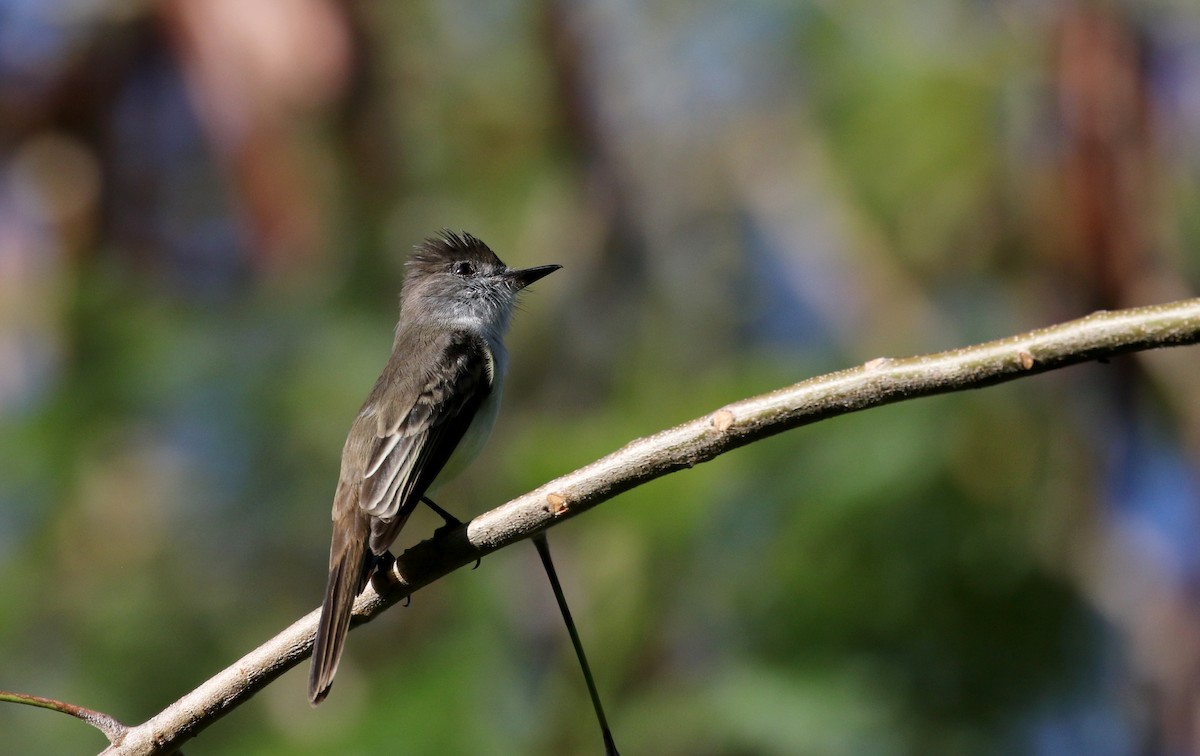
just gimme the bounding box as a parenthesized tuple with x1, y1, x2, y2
(421, 497, 481, 570)
(381, 552, 416, 607)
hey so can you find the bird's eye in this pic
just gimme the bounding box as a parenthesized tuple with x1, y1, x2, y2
(452, 261, 476, 277)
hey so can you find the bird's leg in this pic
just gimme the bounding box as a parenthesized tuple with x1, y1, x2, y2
(363, 549, 395, 586)
(420, 496, 463, 533)
(420, 496, 481, 569)
(364, 550, 411, 605)
(372, 550, 396, 571)
(533, 533, 619, 755)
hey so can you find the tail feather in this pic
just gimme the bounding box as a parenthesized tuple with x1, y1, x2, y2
(309, 515, 369, 705)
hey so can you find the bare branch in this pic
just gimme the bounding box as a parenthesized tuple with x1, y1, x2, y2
(98, 298, 1200, 755)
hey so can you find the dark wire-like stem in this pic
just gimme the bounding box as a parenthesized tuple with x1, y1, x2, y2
(532, 533, 619, 756)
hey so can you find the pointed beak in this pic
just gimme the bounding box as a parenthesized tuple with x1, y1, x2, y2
(505, 264, 561, 289)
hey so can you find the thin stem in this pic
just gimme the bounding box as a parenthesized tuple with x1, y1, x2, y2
(0, 690, 127, 744)
(532, 534, 619, 756)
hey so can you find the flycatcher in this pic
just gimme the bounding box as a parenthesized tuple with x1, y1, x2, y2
(309, 230, 559, 704)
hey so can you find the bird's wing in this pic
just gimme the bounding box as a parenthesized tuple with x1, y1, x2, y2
(358, 331, 493, 527)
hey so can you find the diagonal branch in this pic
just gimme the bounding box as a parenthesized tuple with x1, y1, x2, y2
(99, 298, 1200, 755)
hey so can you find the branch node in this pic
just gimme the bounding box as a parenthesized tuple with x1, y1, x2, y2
(710, 409, 735, 432)
(546, 493, 569, 515)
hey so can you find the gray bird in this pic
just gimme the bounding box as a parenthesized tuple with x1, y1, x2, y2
(309, 231, 559, 704)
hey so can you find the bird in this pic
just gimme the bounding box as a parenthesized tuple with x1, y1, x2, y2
(308, 230, 560, 704)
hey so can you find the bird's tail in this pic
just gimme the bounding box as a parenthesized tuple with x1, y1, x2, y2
(309, 513, 370, 705)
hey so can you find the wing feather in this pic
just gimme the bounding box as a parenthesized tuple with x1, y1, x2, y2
(363, 432, 401, 479)
(358, 331, 492, 526)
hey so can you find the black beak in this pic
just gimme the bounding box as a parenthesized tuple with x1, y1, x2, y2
(505, 264, 561, 289)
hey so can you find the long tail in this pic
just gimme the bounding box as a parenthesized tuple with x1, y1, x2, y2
(309, 511, 370, 705)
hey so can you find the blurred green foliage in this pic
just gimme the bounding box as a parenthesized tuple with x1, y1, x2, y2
(1, 1, 1198, 755)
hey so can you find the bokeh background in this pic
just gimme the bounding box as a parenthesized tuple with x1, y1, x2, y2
(1, 1, 1199, 754)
